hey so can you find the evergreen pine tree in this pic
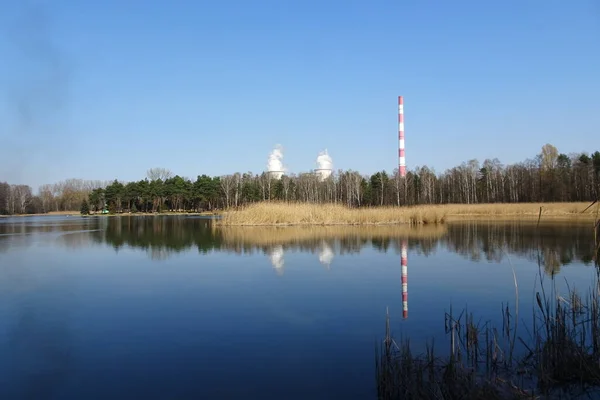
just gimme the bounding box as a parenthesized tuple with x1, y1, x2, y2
(80, 199, 90, 215)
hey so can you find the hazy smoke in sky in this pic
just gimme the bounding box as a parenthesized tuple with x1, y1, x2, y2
(315, 149, 333, 181)
(2, 1, 71, 186)
(267, 145, 285, 179)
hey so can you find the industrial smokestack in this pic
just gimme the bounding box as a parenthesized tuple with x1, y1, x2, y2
(398, 96, 406, 178)
(315, 149, 333, 182)
(401, 240, 408, 319)
(267, 144, 285, 179)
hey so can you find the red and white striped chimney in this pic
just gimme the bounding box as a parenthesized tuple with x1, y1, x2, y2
(401, 239, 408, 319)
(398, 96, 406, 178)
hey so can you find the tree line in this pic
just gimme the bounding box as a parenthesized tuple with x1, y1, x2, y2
(0, 179, 109, 215)
(1, 145, 599, 215)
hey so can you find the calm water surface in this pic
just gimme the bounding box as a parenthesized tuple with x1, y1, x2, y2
(0, 216, 597, 399)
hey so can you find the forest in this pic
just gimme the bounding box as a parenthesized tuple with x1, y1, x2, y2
(1, 144, 599, 215)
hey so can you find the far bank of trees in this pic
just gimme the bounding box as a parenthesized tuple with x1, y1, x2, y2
(1, 145, 599, 215)
(0, 179, 109, 215)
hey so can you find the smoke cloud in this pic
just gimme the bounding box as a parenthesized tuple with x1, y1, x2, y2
(315, 149, 333, 181)
(1, 1, 71, 186)
(267, 144, 285, 179)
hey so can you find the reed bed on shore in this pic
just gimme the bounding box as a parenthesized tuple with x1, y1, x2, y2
(218, 202, 447, 226)
(444, 202, 596, 220)
(217, 224, 447, 247)
(217, 202, 596, 226)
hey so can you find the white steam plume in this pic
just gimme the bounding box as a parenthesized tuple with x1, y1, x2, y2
(315, 149, 333, 181)
(267, 144, 285, 179)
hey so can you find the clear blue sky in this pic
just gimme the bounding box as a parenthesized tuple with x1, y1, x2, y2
(1, 0, 599, 189)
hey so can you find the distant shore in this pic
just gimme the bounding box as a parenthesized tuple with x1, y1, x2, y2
(2, 202, 597, 224)
(0, 210, 219, 218)
(0, 210, 82, 218)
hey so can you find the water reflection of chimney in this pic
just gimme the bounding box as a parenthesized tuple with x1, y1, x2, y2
(269, 246, 285, 276)
(318, 241, 334, 269)
(401, 240, 408, 319)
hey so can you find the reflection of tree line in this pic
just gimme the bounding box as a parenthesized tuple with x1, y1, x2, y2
(0, 218, 99, 235)
(88, 218, 597, 274)
(8, 217, 588, 272)
(440, 222, 596, 275)
(88, 217, 224, 259)
(0, 218, 102, 253)
(93, 222, 448, 261)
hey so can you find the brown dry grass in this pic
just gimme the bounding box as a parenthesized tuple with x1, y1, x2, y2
(46, 210, 80, 215)
(217, 224, 447, 247)
(444, 202, 596, 220)
(218, 202, 447, 226)
(217, 201, 597, 226)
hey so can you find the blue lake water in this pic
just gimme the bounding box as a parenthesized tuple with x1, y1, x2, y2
(0, 216, 597, 399)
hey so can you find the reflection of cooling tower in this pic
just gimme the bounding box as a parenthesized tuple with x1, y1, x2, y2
(318, 241, 334, 269)
(315, 149, 333, 181)
(269, 245, 285, 275)
(401, 240, 408, 319)
(267, 145, 285, 180)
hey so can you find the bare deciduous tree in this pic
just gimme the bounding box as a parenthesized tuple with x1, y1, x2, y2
(220, 175, 235, 208)
(281, 175, 291, 202)
(540, 143, 559, 171)
(16, 185, 32, 213)
(7, 185, 32, 214)
(147, 168, 173, 182)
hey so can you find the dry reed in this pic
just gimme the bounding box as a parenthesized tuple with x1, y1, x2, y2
(218, 202, 446, 226)
(377, 276, 600, 399)
(218, 202, 596, 226)
(443, 202, 595, 220)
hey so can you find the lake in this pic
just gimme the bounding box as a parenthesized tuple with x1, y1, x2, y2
(0, 215, 597, 399)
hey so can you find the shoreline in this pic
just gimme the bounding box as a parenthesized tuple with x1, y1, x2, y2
(0, 211, 219, 218)
(1, 202, 597, 224)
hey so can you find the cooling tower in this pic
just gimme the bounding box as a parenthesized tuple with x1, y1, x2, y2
(268, 170, 284, 179)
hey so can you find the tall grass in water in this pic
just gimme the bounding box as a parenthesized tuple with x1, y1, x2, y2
(219, 202, 446, 226)
(376, 202, 600, 399)
(218, 202, 595, 226)
(377, 278, 600, 399)
(443, 202, 595, 220)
